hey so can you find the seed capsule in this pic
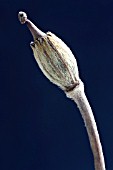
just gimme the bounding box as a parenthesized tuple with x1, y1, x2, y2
(18, 12, 80, 92)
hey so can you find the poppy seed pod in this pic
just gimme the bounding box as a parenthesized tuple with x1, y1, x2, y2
(18, 12, 80, 92)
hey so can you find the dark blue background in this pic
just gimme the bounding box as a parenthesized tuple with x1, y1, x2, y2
(0, 0, 113, 169)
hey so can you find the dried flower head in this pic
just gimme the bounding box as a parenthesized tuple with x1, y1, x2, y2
(18, 11, 80, 92)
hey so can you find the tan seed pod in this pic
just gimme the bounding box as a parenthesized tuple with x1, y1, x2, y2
(18, 11, 80, 92)
(31, 32, 80, 91)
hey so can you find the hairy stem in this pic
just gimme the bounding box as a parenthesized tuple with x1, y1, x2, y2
(66, 81, 105, 170)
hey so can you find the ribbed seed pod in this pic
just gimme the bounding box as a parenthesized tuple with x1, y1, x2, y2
(31, 32, 80, 91)
(18, 12, 80, 92)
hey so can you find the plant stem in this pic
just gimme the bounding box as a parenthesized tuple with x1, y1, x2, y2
(66, 81, 106, 170)
(18, 11, 106, 170)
